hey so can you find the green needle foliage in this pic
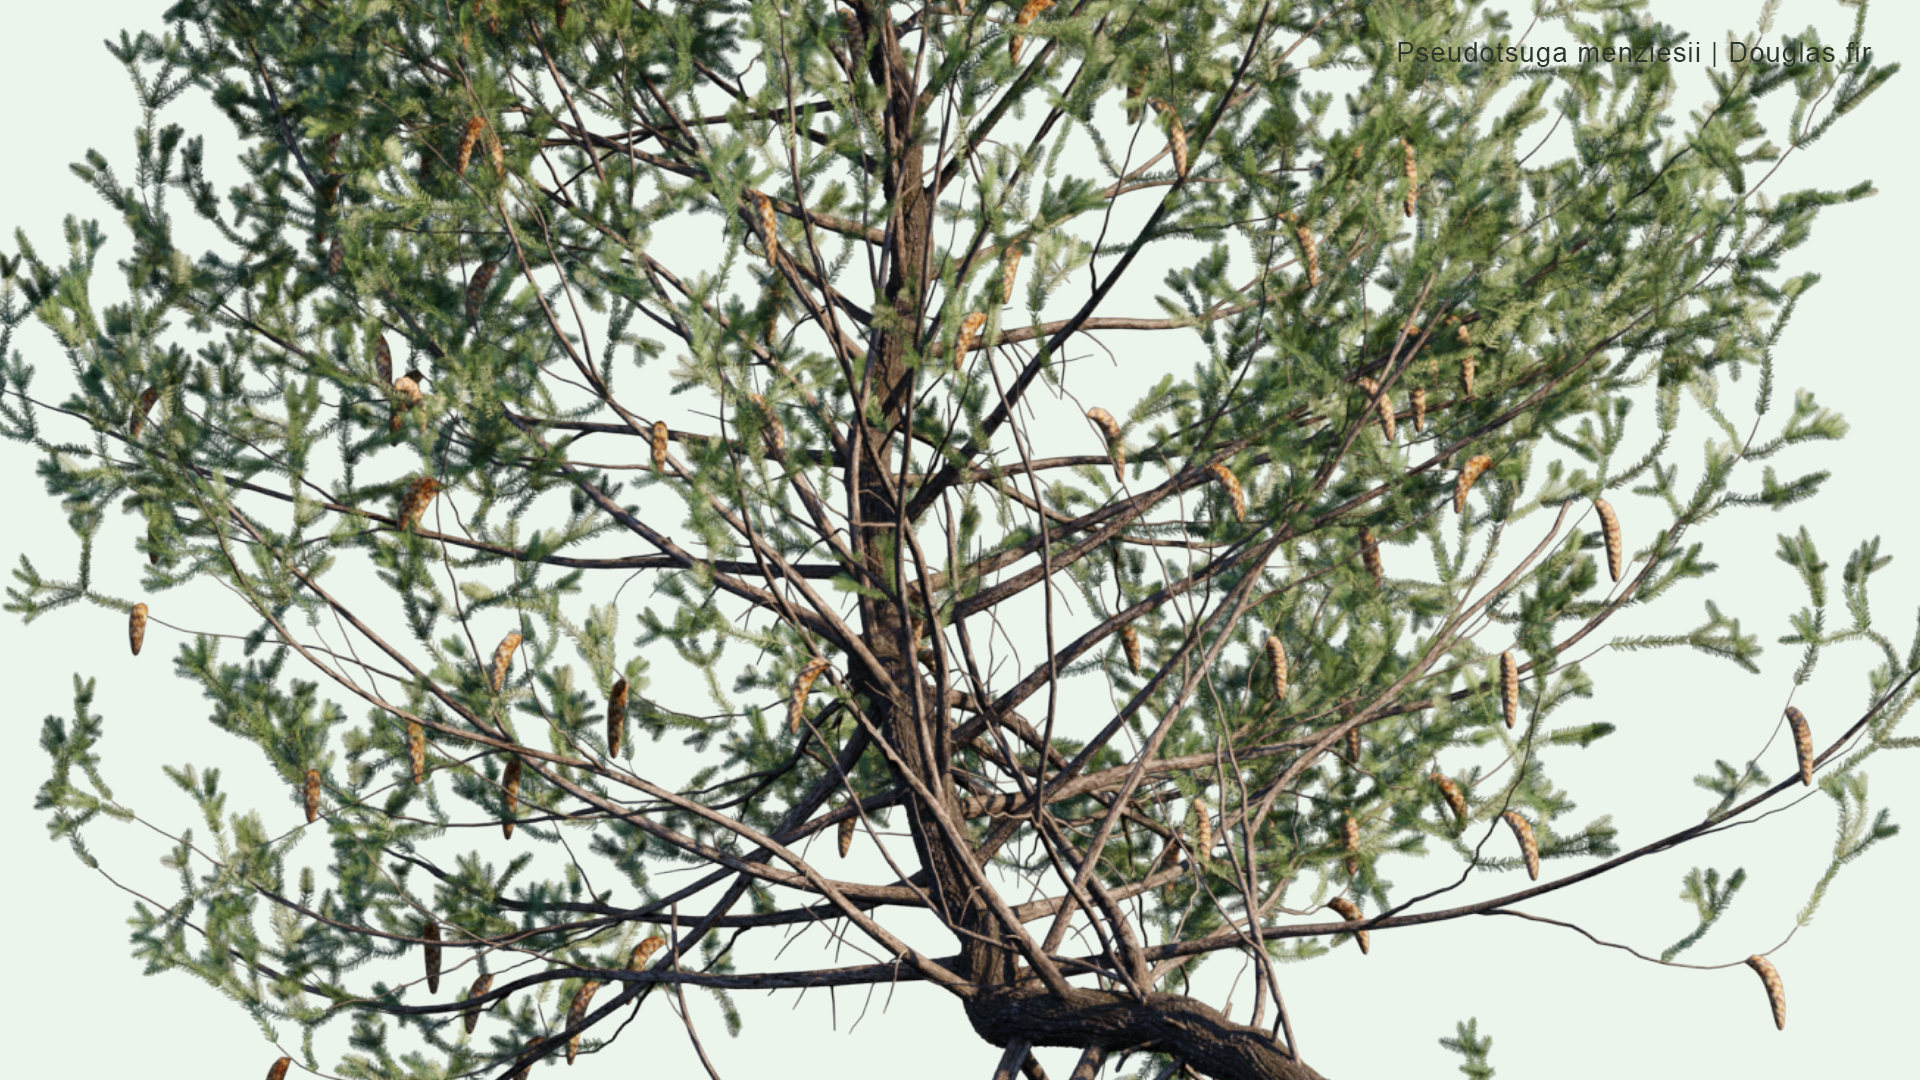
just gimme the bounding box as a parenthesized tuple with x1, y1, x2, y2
(3, 2, 1915, 1078)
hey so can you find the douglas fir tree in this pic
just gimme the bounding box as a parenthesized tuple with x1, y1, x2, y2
(4, 2, 1914, 1079)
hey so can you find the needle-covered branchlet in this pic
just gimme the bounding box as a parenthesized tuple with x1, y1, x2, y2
(457, 117, 483, 176)
(463, 972, 494, 1034)
(1265, 636, 1288, 699)
(566, 980, 599, 1063)
(1359, 527, 1383, 586)
(1000, 246, 1021, 303)
(146, 522, 161, 566)
(607, 678, 628, 758)
(1086, 407, 1125, 479)
(1009, 0, 1053, 63)
(1411, 387, 1427, 432)
(466, 260, 497, 325)
(1745, 955, 1786, 1030)
(1500, 651, 1520, 729)
(390, 372, 424, 434)
(1208, 463, 1246, 522)
(754, 191, 778, 263)
(954, 312, 986, 368)
(130, 387, 158, 439)
(129, 602, 148, 656)
(374, 334, 392, 385)
(304, 769, 321, 824)
(1152, 98, 1189, 178)
(1124, 76, 1145, 125)
(501, 757, 521, 838)
(838, 814, 855, 857)
(1356, 377, 1396, 441)
(1432, 773, 1468, 826)
(788, 657, 832, 735)
(1120, 625, 1141, 674)
(747, 392, 785, 455)
(1402, 138, 1418, 216)
(408, 722, 427, 784)
(1343, 817, 1361, 878)
(630, 935, 667, 970)
(266, 1058, 291, 1080)
(1502, 811, 1539, 880)
(400, 476, 440, 530)
(489, 632, 522, 693)
(650, 421, 669, 473)
(1455, 454, 1492, 513)
(1594, 497, 1623, 582)
(1327, 896, 1369, 954)
(1785, 707, 1815, 786)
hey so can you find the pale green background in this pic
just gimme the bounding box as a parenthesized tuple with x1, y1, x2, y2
(3, 3, 1915, 1078)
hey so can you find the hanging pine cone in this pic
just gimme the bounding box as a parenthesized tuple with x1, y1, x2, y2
(1402, 138, 1418, 217)
(788, 656, 832, 735)
(374, 333, 393, 385)
(754, 191, 778, 263)
(489, 631, 522, 692)
(266, 1058, 291, 1080)
(1010, 0, 1053, 63)
(1151, 98, 1188, 178)
(1745, 954, 1786, 1030)
(1355, 377, 1396, 441)
(1192, 798, 1211, 856)
(954, 311, 986, 368)
(466, 260, 497, 326)
(838, 814, 855, 857)
(1343, 816, 1360, 878)
(1461, 352, 1476, 398)
(1455, 454, 1492, 513)
(1359, 527, 1382, 586)
(1086, 407, 1125, 479)
(1286, 212, 1320, 287)
(463, 972, 494, 1034)
(555, 0, 569, 30)
(422, 918, 441, 993)
(1265, 636, 1288, 700)
(390, 373, 423, 434)
(408, 721, 426, 784)
(1119, 625, 1141, 674)
(1594, 497, 1623, 582)
(1432, 772, 1468, 826)
(747, 392, 785, 455)
(501, 756, 521, 838)
(1000, 246, 1022, 303)
(399, 474, 439, 529)
(1347, 725, 1361, 764)
(1502, 810, 1539, 880)
(650, 420, 669, 473)
(1208, 463, 1246, 523)
(328, 237, 345, 276)
(129, 602, 149, 656)
(1327, 895, 1369, 954)
(485, 122, 505, 177)
(130, 387, 159, 439)
(566, 979, 600, 1063)
(607, 677, 628, 758)
(1785, 707, 1814, 786)
(303, 769, 320, 824)
(457, 118, 484, 176)
(1411, 387, 1427, 432)
(1500, 651, 1519, 729)
(630, 934, 667, 969)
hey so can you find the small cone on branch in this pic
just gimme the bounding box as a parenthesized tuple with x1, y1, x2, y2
(747, 392, 785, 455)
(400, 475, 440, 530)
(1347, 726, 1361, 764)
(607, 677, 628, 758)
(754, 191, 778, 262)
(457, 117, 483, 176)
(1455, 454, 1492, 513)
(1000, 246, 1022, 303)
(788, 656, 832, 735)
(390, 373, 423, 434)
(1327, 895, 1368, 954)
(129, 603, 149, 656)
(567, 980, 600, 1063)
(1786, 707, 1814, 786)
(303, 769, 321, 824)
(1356, 377, 1396, 441)
(1432, 773, 1468, 826)
(146, 522, 161, 566)
(501, 756, 521, 838)
(130, 387, 159, 439)
(328, 237, 345, 276)
(1461, 352, 1476, 397)
(463, 972, 494, 1034)
(1010, 0, 1053, 63)
(1456, 321, 1471, 348)
(489, 631, 522, 693)
(650, 420, 669, 473)
(485, 123, 505, 178)
(630, 935, 667, 970)
(1594, 498, 1623, 582)
(1120, 625, 1141, 674)
(374, 334, 393, 385)
(1286, 212, 1320, 287)
(838, 814, 855, 857)
(266, 1058, 291, 1080)
(466, 260, 497, 326)
(1152, 98, 1188, 178)
(1086, 407, 1125, 479)
(1411, 387, 1427, 432)
(1343, 816, 1361, 878)
(1265, 636, 1288, 700)
(408, 721, 427, 784)
(423, 919, 441, 993)
(1500, 651, 1520, 729)
(1502, 811, 1539, 880)
(1191, 799, 1212, 856)
(1208, 463, 1246, 523)
(555, 0, 569, 30)
(954, 311, 986, 368)
(1745, 954, 1786, 1030)
(1359, 527, 1382, 586)
(1402, 138, 1418, 217)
